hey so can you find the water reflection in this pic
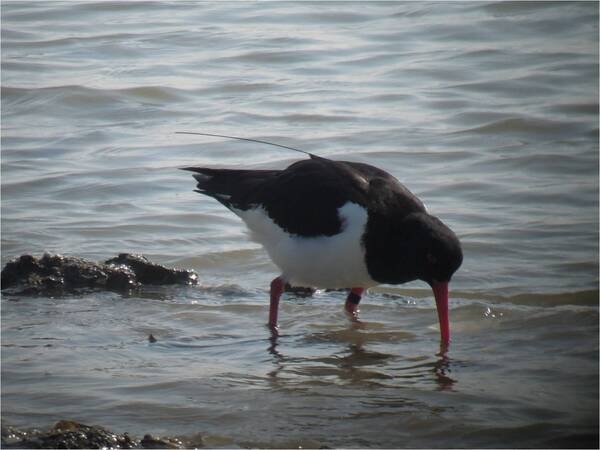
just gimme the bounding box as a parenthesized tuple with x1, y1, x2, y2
(265, 324, 456, 391)
(433, 351, 455, 391)
(267, 327, 282, 359)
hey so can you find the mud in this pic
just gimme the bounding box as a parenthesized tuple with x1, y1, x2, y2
(1, 253, 198, 295)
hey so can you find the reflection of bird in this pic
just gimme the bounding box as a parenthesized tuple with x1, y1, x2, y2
(183, 142, 462, 345)
(433, 353, 455, 391)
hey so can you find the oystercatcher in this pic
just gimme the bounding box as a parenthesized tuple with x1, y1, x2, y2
(182, 134, 462, 345)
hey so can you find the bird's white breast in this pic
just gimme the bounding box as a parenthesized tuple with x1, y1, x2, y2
(233, 202, 378, 289)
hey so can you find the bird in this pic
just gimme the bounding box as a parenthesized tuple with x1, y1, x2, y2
(181, 135, 463, 345)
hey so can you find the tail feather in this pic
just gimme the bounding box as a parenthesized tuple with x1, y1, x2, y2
(181, 167, 280, 210)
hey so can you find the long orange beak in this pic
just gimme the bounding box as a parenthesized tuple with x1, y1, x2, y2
(432, 281, 450, 345)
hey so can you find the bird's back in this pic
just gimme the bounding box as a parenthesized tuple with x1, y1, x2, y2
(183, 156, 425, 238)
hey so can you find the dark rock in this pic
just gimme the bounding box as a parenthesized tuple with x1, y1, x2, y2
(2, 420, 138, 449)
(1, 253, 198, 295)
(1, 425, 32, 447)
(284, 283, 316, 297)
(1, 421, 199, 449)
(104, 265, 140, 291)
(105, 254, 198, 285)
(148, 334, 157, 343)
(140, 433, 183, 449)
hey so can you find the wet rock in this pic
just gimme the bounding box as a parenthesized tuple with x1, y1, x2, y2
(1, 253, 198, 295)
(1, 421, 199, 449)
(1, 420, 137, 449)
(140, 433, 183, 449)
(105, 254, 198, 286)
(284, 283, 316, 297)
(1, 426, 31, 447)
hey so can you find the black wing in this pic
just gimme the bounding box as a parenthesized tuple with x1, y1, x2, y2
(341, 160, 426, 218)
(183, 156, 425, 237)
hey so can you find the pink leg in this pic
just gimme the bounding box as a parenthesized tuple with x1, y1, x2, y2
(269, 276, 285, 330)
(345, 287, 364, 320)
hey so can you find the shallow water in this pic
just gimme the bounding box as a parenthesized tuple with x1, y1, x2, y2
(1, 1, 598, 448)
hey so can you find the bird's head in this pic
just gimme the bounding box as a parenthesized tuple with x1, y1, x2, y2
(365, 211, 462, 346)
(403, 212, 462, 347)
(401, 213, 463, 284)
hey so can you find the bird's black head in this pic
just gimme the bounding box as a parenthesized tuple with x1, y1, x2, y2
(365, 211, 463, 286)
(402, 212, 463, 285)
(364, 210, 462, 346)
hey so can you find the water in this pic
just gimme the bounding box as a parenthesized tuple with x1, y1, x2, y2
(1, 1, 598, 448)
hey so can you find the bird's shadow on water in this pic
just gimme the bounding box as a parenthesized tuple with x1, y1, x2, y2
(265, 322, 456, 391)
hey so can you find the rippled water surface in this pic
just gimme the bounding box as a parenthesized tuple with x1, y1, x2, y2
(2, 2, 598, 448)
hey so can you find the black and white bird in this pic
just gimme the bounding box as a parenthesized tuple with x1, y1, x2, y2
(182, 136, 462, 345)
